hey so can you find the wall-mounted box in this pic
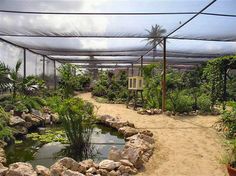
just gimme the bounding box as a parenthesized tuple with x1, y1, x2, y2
(128, 76, 144, 90)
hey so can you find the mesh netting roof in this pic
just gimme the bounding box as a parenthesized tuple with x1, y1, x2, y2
(0, 0, 235, 66)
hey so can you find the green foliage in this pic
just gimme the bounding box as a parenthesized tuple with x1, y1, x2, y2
(27, 129, 68, 144)
(56, 97, 95, 148)
(0, 62, 11, 91)
(198, 94, 212, 112)
(223, 139, 236, 167)
(143, 64, 162, 109)
(0, 95, 46, 113)
(92, 70, 128, 102)
(76, 73, 91, 91)
(167, 90, 193, 113)
(19, 76, 46, 96)
(0, 107, 13, 142)
(45, 95, 62, 113)
(58, 64, 78, 98)
(203, 56, 236, 108)
(221, 102, 236, 138)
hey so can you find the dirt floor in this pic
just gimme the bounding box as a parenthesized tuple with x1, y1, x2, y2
(78, 92, 227, 176)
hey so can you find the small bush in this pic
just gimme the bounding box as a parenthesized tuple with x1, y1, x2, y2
(198, 94, 212, 112)
(168, 90, 193, 113)
(221, 102, 236, 138)
(0, 107, 14, 142)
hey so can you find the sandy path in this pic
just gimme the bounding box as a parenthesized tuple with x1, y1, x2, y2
(78, 93, 227, 176)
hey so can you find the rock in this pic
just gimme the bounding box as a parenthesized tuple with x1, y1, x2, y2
(31, 109, 42, 117)
(35, 165, 50, 176)
(165, 111, 172, 116)
(24, 122, 33, 129)
(118, 127, 139, 138)
(86, 167, 96, 174)
(43, 113, 51, 124)
(127, 134, 155, 145)
(13, 126, 28, 136)
(42, 107, 51, 114)
(98, 160, 121, 171)
(98, 115, 135, 130)
(79, 159, 94, 170)
(97, 169, 108, 176)
(6, 162, 37, 176)
(50, 162, 65, 176)
(61, 169, 85, 176)
(153, 109, 162, 114)
(0, 148, 6, 164)
(108, 146, 122, 162)
(121, 146, 144, 169)
(140, 130, 153, 137)
(9, 116, 25, 126)
(108, 170, 119, 176)
(119, 160, 133, 167)
(118, 165, 135, 174)
(50, 157, 87, 175)
(0, 140, 7, 148)
(25, 114, 41, 126)
(51, 113, 60, 123)
(0, 163, 8, 175)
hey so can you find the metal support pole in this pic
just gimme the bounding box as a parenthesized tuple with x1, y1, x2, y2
(23, 49, 26, 78)
(42, 56, 45, 80)
(141, 56, 143, 76)
(53, 60, 57, 90)
(162, 38, 167, 113)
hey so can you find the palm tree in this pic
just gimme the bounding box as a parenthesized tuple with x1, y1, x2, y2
(145, 24, 166, 62)
(9, 60, 22, 101)
(0, 62, 11, 91)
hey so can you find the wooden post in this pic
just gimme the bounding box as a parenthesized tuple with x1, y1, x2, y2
(53, 60, 57, 90)
(162, 38, 167, 113)
(42, 56, 45, 80)
(141, 56, 143, 76)
(23, 49, 26, 78)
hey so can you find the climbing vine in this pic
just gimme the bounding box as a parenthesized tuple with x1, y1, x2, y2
(203, 56, 236, 109)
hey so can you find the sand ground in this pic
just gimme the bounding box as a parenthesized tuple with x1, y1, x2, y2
(78, 92, 227, 176)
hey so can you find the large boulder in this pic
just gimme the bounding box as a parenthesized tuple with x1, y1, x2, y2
(6, 162, 37, 176)
(98, 115, 135, 130)
(24, 114, 41, 126)
(35, 165, 50, 176)
(118, 126, 139, 138)
(98, 160, 121, 171)
(9, 116, 25, 126)
(50, 157, 87, 175)
(121, 146, 144, 169)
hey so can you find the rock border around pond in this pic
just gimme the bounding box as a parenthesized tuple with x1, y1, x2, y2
(0, 114, 155, 176)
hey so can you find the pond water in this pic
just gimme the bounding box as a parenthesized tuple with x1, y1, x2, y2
(5, 124, 125, 167)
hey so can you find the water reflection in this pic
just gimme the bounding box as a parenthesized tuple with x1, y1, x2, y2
(5, 124, 125, 167)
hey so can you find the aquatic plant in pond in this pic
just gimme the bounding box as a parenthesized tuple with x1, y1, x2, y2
(5, 125, 125, 167)
(27, 129, 68, 144)
(56, 97, 95, 149)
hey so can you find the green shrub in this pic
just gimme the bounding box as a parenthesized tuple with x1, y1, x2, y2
(92, 84, 107, 97)
(168, 90, 193, 113)
(198, 94, 212, 112)
(221, 102, 236, 138)
(0, 107, 13, 142)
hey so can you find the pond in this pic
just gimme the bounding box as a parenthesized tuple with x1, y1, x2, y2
(5, 124, 125, 167)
